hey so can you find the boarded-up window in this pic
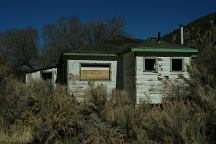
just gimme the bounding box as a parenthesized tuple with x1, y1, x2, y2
(80, 64, 110, 80)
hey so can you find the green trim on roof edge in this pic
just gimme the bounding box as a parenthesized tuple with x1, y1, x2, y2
(131, 47, 198, 53)
(63, 52, 117, 57)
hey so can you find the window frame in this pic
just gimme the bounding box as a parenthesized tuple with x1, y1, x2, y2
(143, 57, 158, 72)
(79, 63, 112, 81)
(170, 57, 185, 72)
(40, 71, 53, 80)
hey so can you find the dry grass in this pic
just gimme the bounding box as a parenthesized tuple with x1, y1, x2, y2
(0, 124, 33, 144)
(0, 64, 215, 143)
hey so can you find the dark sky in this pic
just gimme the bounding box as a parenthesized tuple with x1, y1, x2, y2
(0, 0, 215, 39)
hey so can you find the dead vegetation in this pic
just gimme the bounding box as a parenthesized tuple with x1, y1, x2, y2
(0, 63, 216, 143)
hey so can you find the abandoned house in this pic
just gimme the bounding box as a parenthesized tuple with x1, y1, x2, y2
(55, 36, 198, 103)
(26, 66, 57, 87)
(26, 36, 198, 104)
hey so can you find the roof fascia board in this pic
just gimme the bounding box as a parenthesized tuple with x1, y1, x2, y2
(25, 66, 57, 74)
(132, 47, 198, 53)
(63, 52, 117, 57)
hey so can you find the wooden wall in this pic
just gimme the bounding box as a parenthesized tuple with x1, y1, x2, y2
(67, 60, 117, 102)
(26, 71, 41, 82)
(123, 52, 136, 103)
(26, 68, 57, 87)
(135, 56, 190, 104)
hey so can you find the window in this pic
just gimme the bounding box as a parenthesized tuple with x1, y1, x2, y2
(171, 58, 184, 71)
(80, 64, 110, 80)
(41, 72, 52, 80)
(144, 58, 157, 71)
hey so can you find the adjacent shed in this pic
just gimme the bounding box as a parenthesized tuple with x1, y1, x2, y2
(26, 66, 57, 86)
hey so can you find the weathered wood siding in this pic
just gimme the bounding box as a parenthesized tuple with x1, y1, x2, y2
(26, 68, 57, 87)
(136, 56, 190, 104)
(123, 52, 136, 103)
(41, 68, 57, 86)
(26, 71, 41, 82)
(67, 60, 117, 101)
(57, 61, 68, 85)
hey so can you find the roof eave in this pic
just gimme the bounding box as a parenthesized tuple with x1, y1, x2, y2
(131, 47, 198, 53)
(63, 52, 118, 57)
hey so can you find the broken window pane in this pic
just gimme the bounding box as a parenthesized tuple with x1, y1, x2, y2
(41, 72, 52, 80)
(171, 59, 183, 71)
(145, 58, 156, 71)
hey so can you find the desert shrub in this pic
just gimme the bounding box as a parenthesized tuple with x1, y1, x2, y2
(0, 123, 33, 144)
(103, 90, 131, 122)
(153, 64, 216, 143)
(0, 63, 215, 143)
(0, 64, 12, 96)
(0, 79, 83, 143)
(86, 84, 108, 114)
(139, 99, 206, 144)
(73, 85, 126, 144)
(0, 79, 28, 125)
(83, 64, 215, 143)
(84, 85, 158, 143)
(82, 126, 125, 144)
(0, 80, 127, 143)
(187, 64, 216, 143)
(21, 81, 84, 143)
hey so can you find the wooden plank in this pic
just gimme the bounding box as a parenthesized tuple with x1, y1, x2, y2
(80, 70, 110, 80)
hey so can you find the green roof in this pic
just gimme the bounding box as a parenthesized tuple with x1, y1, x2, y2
(132, 47, 198, 53)
(131, 39, 198, 53)
(63, 52, 117, 57)
(62, 37, 198, 56)
(63, 36, 145, 56)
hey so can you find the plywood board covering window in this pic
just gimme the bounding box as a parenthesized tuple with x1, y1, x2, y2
(80, 64, 110, 80)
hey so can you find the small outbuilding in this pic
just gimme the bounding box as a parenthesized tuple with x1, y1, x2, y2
(26, 66, 57, 87)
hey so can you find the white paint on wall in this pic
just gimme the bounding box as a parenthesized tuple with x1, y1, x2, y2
(25, 68, 57, 87)
(41, 68, 57, 86)
(67, 60, 117, 101)
(26, 71, 41, 83)
(136, 56, 190, 104)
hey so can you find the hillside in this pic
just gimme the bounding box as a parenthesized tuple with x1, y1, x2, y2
(163, 12, 216, 73)
(163, 12, 216, 48)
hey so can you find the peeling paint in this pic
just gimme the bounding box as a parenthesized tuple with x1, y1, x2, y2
(68, 73, 79, 80)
